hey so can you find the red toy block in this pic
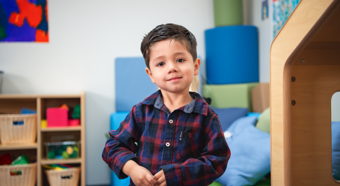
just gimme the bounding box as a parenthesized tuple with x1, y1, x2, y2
(0, 153, 12, 165)
(47, 108, 68, 127)
(68, 119, 80, 127)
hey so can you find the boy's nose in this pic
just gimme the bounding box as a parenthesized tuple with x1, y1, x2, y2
(167, 61, 178, 74)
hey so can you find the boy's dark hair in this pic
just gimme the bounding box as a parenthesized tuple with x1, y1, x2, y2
(141, 23, 197, 69)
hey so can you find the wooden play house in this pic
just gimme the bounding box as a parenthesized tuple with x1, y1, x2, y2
(270, 0, 340, 185)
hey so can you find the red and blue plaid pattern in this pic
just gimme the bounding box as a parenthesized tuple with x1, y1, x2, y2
(102, 90, 230, 186)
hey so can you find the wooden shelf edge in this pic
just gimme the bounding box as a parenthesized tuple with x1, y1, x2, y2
(41, 126, 81, 132)
(41, 158, 82, 164)
(0, 143, 38, 150)
(0, 94, 82, 99)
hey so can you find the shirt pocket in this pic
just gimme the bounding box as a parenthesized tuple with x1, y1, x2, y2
(176, 130, 198, 161)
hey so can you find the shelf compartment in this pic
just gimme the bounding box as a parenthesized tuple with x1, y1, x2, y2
(0, 98, 37, 114)
(0, 143, 38, 150)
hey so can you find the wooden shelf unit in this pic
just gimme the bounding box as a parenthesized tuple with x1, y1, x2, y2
(0, 92, 86, 186)
(270, 0, 340, 185)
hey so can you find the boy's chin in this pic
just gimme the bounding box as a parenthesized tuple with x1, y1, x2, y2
(159, 87, 190, 94)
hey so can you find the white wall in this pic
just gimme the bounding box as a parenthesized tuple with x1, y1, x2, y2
(244, 0, 272, 83)
(332, 92, 340, 122)
(0, 0, 214, 185)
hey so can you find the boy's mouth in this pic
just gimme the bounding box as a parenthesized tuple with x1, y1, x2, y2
(167, 77, 182, 81)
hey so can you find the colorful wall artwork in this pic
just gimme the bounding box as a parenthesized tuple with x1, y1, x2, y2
(262, 0, 269, 20)
(0, 0, 48, 42)
(273, 0, 300, 38)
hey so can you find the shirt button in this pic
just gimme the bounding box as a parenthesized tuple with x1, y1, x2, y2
(169, 119, 173, 124)
(166, 142, 170, 147)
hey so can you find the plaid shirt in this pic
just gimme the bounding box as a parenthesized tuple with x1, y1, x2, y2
(102, 90, 230, 186)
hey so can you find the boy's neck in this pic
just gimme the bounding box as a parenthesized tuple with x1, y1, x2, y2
(160, 89, 194, 113)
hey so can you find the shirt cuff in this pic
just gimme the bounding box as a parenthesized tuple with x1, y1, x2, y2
(115, 153, 137, 179)
(160, 164, 183, 186)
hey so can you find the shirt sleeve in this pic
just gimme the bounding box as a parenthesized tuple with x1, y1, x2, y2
(102, 106, 141, 179)
(160, 114, 231, 186)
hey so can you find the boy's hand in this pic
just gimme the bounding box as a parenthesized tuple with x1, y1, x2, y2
(154, 170, 167, 186)
(123, 160, 157, 186)
(129, 165, 157, 186)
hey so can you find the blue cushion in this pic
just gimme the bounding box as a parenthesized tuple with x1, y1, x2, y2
(110, 112, 130, 186)
(332, 121, 340, 180)
(205, 26, 259, 84)
(211, 107, 248, 131)
(216, 116, 270, 186)
(247, 112, 261, 119)
(115, 57, 158, 112)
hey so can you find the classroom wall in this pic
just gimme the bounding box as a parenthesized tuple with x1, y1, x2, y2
(244, 0, 272, 83)
(0, 0, 214, 185)
(1, 0, 338, 185)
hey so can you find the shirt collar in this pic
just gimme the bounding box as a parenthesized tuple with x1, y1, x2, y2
(141, 90, 209, 116)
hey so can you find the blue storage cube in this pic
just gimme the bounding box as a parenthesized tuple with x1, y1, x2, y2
(205, 26, 259, 84)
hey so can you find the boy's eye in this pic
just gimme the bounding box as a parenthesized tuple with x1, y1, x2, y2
(157, 62, 165, 67)
(177, 59, 185, 63)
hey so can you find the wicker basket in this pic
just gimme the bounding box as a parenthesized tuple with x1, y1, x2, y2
(0, 163, 37, 186)
(45, 167, 80, 186)
(0, 114, 37, 144)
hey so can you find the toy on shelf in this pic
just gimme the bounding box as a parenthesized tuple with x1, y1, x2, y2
(45, 141, 79, 159)
(47, 108, 68, 127)
(0, 153, 11, 165)
(72, 104, 80, 119)
(46, 104, 81, 128)
(41, 119, 47, 128)
(11, 155, 30, 165)
(21, 108, 37, 114)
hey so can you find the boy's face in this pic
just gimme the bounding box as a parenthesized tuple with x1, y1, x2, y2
(146, 39, 200, 94)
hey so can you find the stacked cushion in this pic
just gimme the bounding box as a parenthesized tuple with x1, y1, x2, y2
(212, 107, 248, 131)
(205, 26, 259, 85)
(203, 83, 258, 111)
(110, 112, 130, 186)
(213, 0, 243, 26)
(216, 116, 270, 186)
(115, 57, 158, 112)
(332, 121, 340, 180)
(256, 107, 270, 134)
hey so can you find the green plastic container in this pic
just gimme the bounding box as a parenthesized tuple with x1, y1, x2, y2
(213, 0, 243, 26)
(45, 141, 80, 159)
(11, 155, 30, 165)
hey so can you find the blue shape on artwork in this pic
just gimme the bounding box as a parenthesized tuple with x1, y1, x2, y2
(0, 0, 19, 18)
(3, 19, 36, 41)
(273, 0, 301, 37)
(36, 0, 48, 33)
(0, 3, 7, 28)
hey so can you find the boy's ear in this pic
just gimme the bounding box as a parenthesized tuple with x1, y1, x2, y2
(145, 67, 156, 84)
(194, 58, 201, 76)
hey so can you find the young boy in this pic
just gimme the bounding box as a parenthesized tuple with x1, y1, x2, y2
(102, 23, 230, 186)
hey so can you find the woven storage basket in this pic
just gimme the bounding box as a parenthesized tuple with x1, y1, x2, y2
(0, 163, 37, 186)
(0, 114, 37, 144)
(45, 167, 80, 186)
